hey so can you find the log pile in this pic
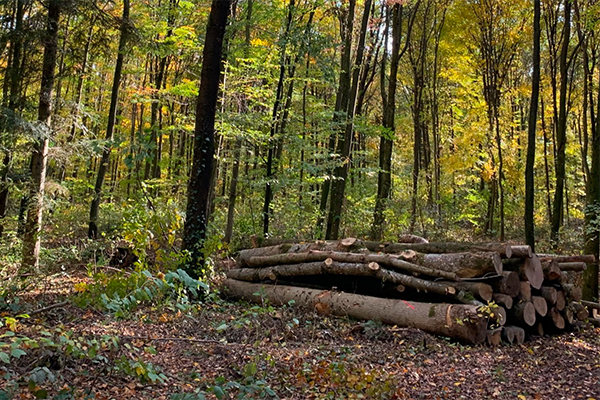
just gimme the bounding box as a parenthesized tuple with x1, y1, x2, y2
(223, 238, 598, 345)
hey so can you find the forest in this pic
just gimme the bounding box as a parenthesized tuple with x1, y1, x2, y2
(0, 0, 600, 398)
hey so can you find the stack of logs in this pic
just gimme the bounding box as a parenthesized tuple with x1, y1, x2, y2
(223, 239, 599, 345)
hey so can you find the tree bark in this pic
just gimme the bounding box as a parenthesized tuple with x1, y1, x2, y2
(21, 0, 60, 270)
(182, 0, 230, 278)
(223, 279, 488, 344)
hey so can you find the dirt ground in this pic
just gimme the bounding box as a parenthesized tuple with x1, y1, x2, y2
(1, 269, 599, 400)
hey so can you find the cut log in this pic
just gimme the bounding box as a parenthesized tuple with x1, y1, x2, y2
(558, 262, 587, 272)
(518, 281, 532, 302)
(222, 279, 488, 344)
(502, 326, 525, 344)
(555, 290, 566, 311)
(541, 259, 562, 281)
(493, 306, 507, 327)
(562, 307, 574, 325)
(399, 251, 503, 278)
(549, 307, 565, 329)
(243, 250, 460, 281)
(522, 255, 543, 289)
(489, 271, 520, 297)
(571, 303, 589, 321)
(539, 286, 557, 305)
(437, 281, 493, 302)
(487, 328, 502, 346)
(511, 301, 536, 326)
(510, 245, 533, 258)
(226, 262, 481, 304)
(538, 254, 596, 263)
(492, 293, 513, 310)
(532, 322, 544, 337)
(531, 296, 548, 317)
(397, 234, 428, 244)
(561, 284, 582, 302)
(361, 242, 513, 258)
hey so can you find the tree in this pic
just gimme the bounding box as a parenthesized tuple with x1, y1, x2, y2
(88, 0, 130, 239)
(182, 0, 231, 278)
(525, 0, 541, 251)
(21, 0, 60, 269)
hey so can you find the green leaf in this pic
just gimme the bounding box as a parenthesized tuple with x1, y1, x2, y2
(0, 352, 9, 363)
(10, 348, 26, 358)
(212, 386, 225, 399)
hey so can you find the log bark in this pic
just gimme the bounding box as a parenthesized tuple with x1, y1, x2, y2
(538, 254, 596, 263)
(438, 281, 493, 302)
(226, 262, 479, 304)
(510, 245, 533, 258)
(243, 250, 459, 280)
(561, 284, 582, 302)
(532, 296, 548, 317)
(489, 271, 520, 297)
(237, 241, 365, 266)
(511, 301, 536, 326)
(492, 293, 513, 309)
(222, 279, 488, 344)
(542, 259, 562, 281)
(581, 300, 600, 310)
(400, 251, 502, 278)
(361, 241, 512, 258)
(558, 262, 587, 272)
(518, 281, 532, 302)
(487, 328, 502, 346)
(539, 286, 557, 304)
(571, 303, 589, 321)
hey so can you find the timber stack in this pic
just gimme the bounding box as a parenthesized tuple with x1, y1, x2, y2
(223, 238, 599, 345)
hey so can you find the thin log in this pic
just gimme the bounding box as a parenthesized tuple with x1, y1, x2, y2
(558, 262, 586, 272)
(222, 279, 488, 344)
(400, 251, 503, 278)
(511, 301, 536, 326)
(226, 262, 482, 304)
(531, 296, 548, 317)
(538, 254, 595, 263)
(237, 241, 366, 266)
(492, 293, 513, 310)
(510, 245, 533, 258)
(244, 250, 459, 281)
(489, 271, 520, 297)
(437, 281, 493, 302)
(360, 241, 513, 258)
(590, 318, 600, 327)
(581, 300, 600, 310)
(487, 328, 502, 346)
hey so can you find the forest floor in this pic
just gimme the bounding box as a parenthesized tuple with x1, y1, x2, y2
(1, 264, 599, 400)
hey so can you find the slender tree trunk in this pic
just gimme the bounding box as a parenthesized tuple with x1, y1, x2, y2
(182, 0, 230, 278)
(525, 0, 541, 251)
(88, 0, 129, 239)
(551, 0, 571, 245)
(21, 0, 60, 270)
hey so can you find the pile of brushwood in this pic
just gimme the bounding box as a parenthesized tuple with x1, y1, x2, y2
(223, 238, 600, 345)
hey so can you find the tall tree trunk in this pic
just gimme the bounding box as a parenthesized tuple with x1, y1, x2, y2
(525, 0, 541, 251)
(21, 0, 60, 270)
(551, 0, 571, 245)
(182, 0, 230, 278)
(88, 0, 130, 239)
(326, 0, 372, 240)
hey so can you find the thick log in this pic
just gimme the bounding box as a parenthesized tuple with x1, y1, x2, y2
(492, 293, 513, 310)
(539, 286, 557, 304)
(555, 290, 566, 311)
(489, 271, 520, 297)
(400, 251, 502, 278)
(487, 328, 502, 346)
(502, 326, 525, 344)
(542, 259, 562, 281)
(549, 307, 565, 329)
(511, 301, 536, 326)
(510, 245, 533, 258)
(518, 281, 532, 302)
(531, 296, 548, 317)
(226, 262, 482, 304)
(222, 279, 488, 344)
(494, 306, 507, 327)
(244, 250, 460, 281)
(538, 254, 596, 263)
(561, 284, 582, 302)
(562, 307, 574, 325)
(558, 262, 587, 272)
(437, 281, 493, 302)
(361, 242, 513, 258)
(523, 255, 543, 289)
